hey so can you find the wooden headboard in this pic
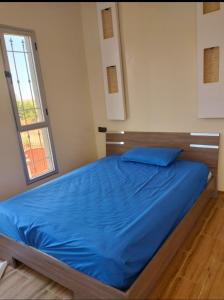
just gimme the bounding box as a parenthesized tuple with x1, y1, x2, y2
(106, 131, 220, 175)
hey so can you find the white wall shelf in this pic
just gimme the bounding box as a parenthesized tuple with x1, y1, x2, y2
(97, 2, 126, 120)
(197, 2, 224, 118)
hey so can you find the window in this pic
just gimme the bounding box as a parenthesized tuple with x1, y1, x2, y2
(0, 26, 57, 184)
(101, 8, 114, 39)
(203, 46, 219, 83)
(106, 65, 118, 94)
(203, 2, 220, 14)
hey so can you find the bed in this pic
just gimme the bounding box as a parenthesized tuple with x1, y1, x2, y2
(0, 131, 220, 299)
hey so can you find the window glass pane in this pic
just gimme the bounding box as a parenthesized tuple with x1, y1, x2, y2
(20, 128, 55, 180)
(4, 34, 45, 126)
(4, 34, 26, 52)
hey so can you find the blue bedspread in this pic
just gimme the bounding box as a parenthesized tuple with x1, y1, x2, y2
(0, 156, 208, 290)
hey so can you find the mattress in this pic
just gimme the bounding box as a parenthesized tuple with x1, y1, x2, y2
(0, 156, 208, 290)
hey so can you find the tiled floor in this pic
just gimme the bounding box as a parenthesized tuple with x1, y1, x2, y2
(0, 193, 223, 299)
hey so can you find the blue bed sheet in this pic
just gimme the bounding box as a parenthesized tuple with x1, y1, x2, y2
(0, 156, 208, 290)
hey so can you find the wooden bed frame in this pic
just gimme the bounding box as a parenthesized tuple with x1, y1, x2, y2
(0, 131, 220, 299)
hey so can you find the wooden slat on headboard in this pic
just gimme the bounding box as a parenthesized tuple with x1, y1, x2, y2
(106, 131, 220, 175)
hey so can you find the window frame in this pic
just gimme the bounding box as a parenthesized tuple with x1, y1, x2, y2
(0, 25, 58, 184)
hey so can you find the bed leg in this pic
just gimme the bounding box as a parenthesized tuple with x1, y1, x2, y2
(3, 256, 17, 268)
(72, 291, 88, 299)
(72, 292, 93, 300)
(7, 257, 17, 268)
(213, 190, 219, 199)
(0, 251, 17, 269)
(72, 291, 102, 300)
(72, 291, 127, 300)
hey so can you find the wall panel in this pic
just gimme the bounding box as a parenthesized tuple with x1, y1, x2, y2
(97, 2, 126, 120)
(197, 2, 224, 118)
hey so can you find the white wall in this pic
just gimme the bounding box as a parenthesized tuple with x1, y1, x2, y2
(0, 2, 223, 199)
(81, 2, 224, 191)
(0, 2, 96, 200)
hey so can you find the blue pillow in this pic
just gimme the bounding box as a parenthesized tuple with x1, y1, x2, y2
(121, 147, 182, 167)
